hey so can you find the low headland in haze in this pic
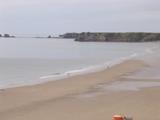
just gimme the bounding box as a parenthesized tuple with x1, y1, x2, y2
(2, 32, 160, 42)
(0, 34, 15, 38)
(60, 32, 160, 42)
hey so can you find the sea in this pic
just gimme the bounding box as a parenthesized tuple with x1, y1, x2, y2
(0, 37, 159, 89)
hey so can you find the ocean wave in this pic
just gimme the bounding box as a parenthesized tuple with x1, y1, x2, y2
(40, 47, 157, 82)
(40, 53, 138, 81)
(144, 46, 160, 54)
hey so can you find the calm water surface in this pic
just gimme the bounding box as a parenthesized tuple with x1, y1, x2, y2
(0, 37, 159, 89)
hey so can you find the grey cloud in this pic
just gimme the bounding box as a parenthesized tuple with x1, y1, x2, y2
(0, 0, 160, 35)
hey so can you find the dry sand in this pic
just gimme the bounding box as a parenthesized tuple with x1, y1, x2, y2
(0, 59, 160, 120)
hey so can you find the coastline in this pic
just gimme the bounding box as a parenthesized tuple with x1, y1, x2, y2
(1, 45, 160, 120)
(1, 37, 158, 90)
(0, 53, 138, 90)
(0, 59, 147, 120)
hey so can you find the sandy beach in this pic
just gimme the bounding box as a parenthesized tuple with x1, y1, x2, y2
(1, 0, 160, 119)
(0, 59, 160, 120)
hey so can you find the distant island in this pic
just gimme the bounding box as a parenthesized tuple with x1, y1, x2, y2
(60, 32, 160, 42)
(0, 34, 15, 38)
(59, 33, 79, 39)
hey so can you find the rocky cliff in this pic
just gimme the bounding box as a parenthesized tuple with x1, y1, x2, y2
(60, 33, 79, 39)
(74, 32, 160, 42)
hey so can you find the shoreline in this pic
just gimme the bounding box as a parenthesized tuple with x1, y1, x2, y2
(0, 53, 138, 90)
(2, 57, 160, 120)
(1, 37, 159, 91)
(0, 59, 145, 92)
(0, 59, 147, 118)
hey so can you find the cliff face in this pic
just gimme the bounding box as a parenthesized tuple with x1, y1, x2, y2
(75, 32, 160, 42)
(60, 33, 79, 39)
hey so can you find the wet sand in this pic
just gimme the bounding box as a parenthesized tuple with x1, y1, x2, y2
(0, 59, 160, 120)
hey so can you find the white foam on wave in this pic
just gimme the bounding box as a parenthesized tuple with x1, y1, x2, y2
(144, 46, 160, 55)
(39, 53, 138, 82)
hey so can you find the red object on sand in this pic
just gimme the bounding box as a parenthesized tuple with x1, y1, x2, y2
(112, 115, 124, 120)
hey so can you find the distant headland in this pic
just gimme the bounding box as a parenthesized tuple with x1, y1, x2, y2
(60, 32, 160, 42)
(0, 34, 15, 38)
(1, 32, 160, 42)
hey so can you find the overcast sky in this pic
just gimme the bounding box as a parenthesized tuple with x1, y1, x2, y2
(0, 0, 160, 36)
